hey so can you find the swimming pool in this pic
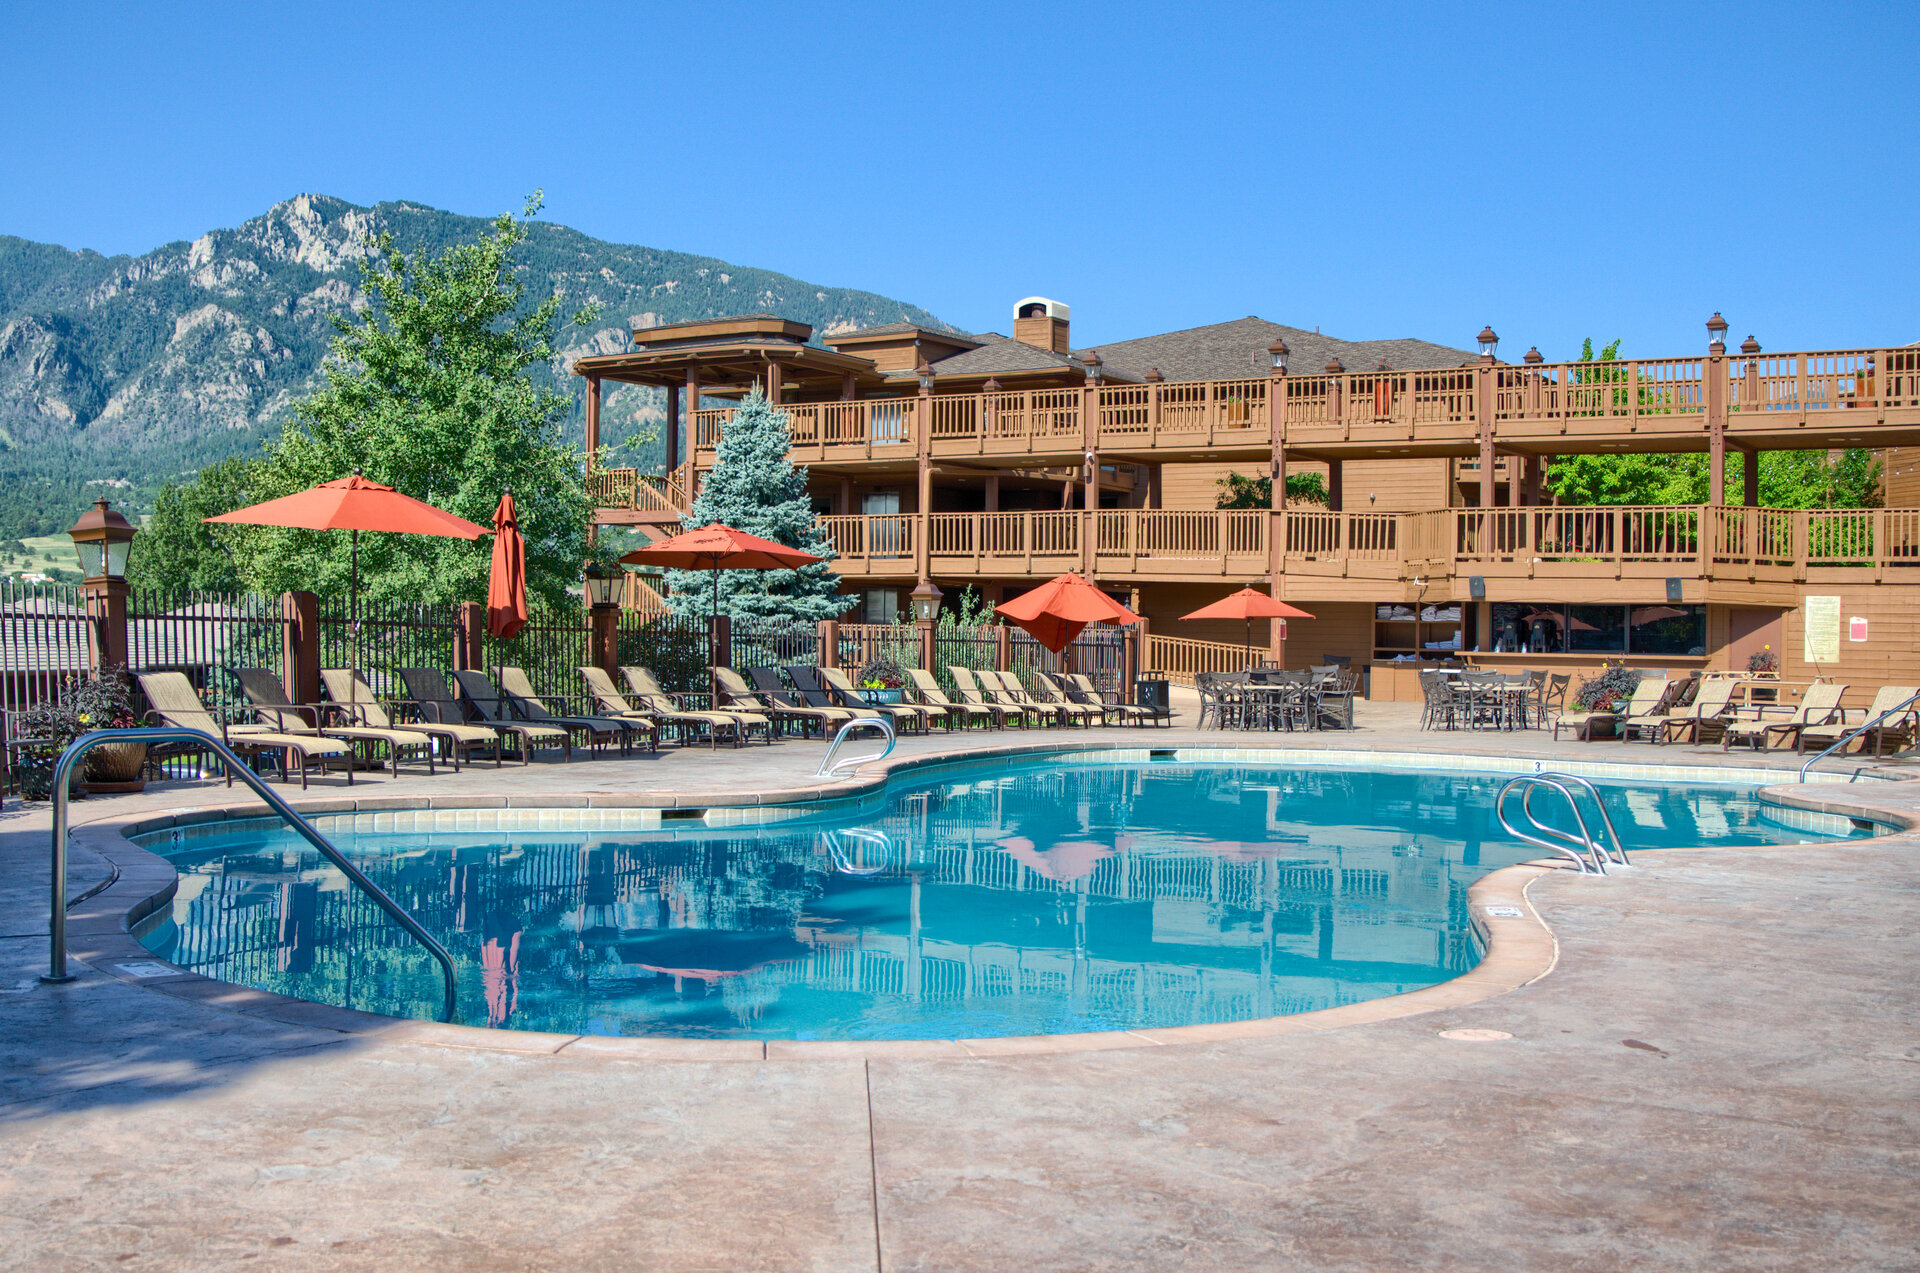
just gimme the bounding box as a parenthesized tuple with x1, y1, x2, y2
(131, 757, 1876, 1040)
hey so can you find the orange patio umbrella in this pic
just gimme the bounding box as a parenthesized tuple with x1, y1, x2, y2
(205, 468, 487, 664)
(994, 572, 1141, 654)
(487, 492, 528, 640)
(620, 523, 823, 665)
(1178, 587, 1315, 664)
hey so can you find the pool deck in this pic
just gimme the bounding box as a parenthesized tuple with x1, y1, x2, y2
(3, 703, 1918, 1270)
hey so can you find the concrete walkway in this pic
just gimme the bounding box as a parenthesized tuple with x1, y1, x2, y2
(3, 706, 1917, 1270)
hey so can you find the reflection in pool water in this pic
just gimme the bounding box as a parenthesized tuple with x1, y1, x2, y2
(135, 761, 1863, 1040)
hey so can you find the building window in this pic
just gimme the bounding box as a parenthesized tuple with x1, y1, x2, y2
(862, 589, 900, 624)
(1487, 603, 1705, 657)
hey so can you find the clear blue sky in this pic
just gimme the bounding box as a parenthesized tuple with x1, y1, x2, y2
(4, 0, 1914, 360)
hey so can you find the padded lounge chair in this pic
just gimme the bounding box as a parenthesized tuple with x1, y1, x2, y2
(747, 667, 864, 732)
(1722, 682, 1849, 751)
(583, 665, 728, 749)
(906, 668, 996, 730)
(1553, 676, 1666, 742)
(1066, 673, 1167, 727)
(136, 670, 353, 788)
(1615, 678, 1679, 743)
(622, 666, 771, 746)
(496, 666, 650, 755)
(1794, 685, 1919, 756)
(713, 667, 833, 738)
(985, 670, 1071, 727)
(817, 666, 932, 733)
(423, 669, 572, 762)
(232, 667, 438, 774)
(321, 667, 506, 769)
(1654, 678, 1737, 745)
(1028, 671, 1104, 726)
(783, 665, 884, 726)
(947, 666, 1030, 727)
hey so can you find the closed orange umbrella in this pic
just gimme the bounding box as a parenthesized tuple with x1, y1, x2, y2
(1179, 587, 1315, 664)
(994, 572, 1140, 654)
(487, 492, 528, 640)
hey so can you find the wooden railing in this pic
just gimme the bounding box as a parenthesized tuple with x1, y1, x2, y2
(811, 504, 1920, 586)
(1144, 634, 1265, 685)
(686, 346, 1919, 460)
(586, 467, 686, 513)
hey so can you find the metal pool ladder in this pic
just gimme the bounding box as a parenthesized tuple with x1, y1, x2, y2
(40, 726, 460, 1023)
(1495, 773, 1630, 875)
(814, 715, 896, 779)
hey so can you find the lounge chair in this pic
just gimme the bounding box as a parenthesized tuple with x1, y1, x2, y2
(906, 668, 996, 730)
(574, 665, 710, 747)
(713, 667, 833, 738)
(321, 667, 507, 769)
(427, 669, 573, 761)
(1066, 672, 1168, 727)
(136, 670, 353, 788)
(621, 666, 772, 746)
(1722, 682, 1849, 751)
(947, 666, 1028, 727)
(1029, 671, 1104, 726)
(496, 666, 651, 754)
(1794, 685, 1919, 756)
(1553, 676, 1667, 743)
(1655, 677, 1738, 745)
(985, 669, 1070, 727)
(746, 666, 865, 733)
(232, 667, 438, 774)
(1616, 678, 1681, 743)
(816, 666, 931, 732)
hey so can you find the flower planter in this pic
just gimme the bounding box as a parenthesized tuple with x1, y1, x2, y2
(82, 740, 148, 795)
(862, 689, 904, 704)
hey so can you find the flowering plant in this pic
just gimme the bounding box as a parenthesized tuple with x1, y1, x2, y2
(856, 655, 906, 690)
(1746, 644, 1778, 674)
(11, 667, 140, 796)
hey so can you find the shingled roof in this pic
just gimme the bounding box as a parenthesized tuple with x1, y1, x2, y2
(882, 332, 1143, 383)
(1078, 317, 1475, 381)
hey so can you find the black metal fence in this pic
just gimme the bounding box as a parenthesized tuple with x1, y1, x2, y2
(319, 596, 460, 699)
(127, 589, 290, 714)
(731, 616, 821, 672)
(0, 578, 89, 712)
(614, 611, 710, 696)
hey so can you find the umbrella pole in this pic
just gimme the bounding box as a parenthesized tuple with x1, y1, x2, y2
(350, 527, 359, 673)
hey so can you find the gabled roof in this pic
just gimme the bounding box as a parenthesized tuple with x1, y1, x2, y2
(1080, 316, 1475, 382)
(895, 332, 1141, 383)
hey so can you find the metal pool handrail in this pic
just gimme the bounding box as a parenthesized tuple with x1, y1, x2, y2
(1495, 773, 1628, 875)
(40, 726, 459, 1024)
(1799, 690, 1920, 782)
(814, 715, 896, 779)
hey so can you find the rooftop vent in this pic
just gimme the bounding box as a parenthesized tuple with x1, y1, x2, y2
(1014, 296, 1071, 354)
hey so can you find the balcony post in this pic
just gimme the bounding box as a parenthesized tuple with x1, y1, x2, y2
(663, 384, 680, 476)
(1706, 314, 1729, 502)
(584, 372, 601, 461)
(1475, 328, 1497, 509)
(916, 366, 933, 585)
(684, 365, 701, 454)
(1326, 459, 1344, 513)
(1268, 352, 1288, 594)
(765, 356, 783, 406)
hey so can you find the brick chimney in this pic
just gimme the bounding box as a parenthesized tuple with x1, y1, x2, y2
(1013, 297, 1070, 353)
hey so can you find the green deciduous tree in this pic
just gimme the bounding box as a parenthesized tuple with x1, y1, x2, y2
(125, 455, 258, 592)
(142, 196, 596, 609)
(665, 388, 851, 622)
(1214, 471, 1329, 509)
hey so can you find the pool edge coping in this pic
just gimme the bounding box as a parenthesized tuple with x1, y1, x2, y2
(58, 742, 1920, 1061)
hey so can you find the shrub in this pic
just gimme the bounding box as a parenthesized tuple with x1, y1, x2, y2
(857, 654, 907, 690)
(1573, 664, 1642, 711)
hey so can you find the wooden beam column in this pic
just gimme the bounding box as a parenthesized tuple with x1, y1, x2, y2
(1707, 316, 1729, 502)
(765, 356, 783, 406)
(663, 384, 680, 474)
(584, 373, 601, 458)
(1268, 358, 1287, 600)
(1326, 460, 1344, 513)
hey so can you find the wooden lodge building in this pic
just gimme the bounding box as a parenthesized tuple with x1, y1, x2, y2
(574, 303, 1920, 701)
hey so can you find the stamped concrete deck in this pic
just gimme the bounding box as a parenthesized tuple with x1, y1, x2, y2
(3, 704, 1917, 1270)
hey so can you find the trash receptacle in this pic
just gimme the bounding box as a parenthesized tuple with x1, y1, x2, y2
(1133, 674, 1170, 713)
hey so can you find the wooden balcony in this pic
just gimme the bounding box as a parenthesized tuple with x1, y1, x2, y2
(814, 505, 1920, 602)
(690, 345, 1920, 466)
(588, 468, 689, 526)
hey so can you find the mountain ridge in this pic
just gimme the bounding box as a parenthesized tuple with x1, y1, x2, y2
(0, 194, 955, 538)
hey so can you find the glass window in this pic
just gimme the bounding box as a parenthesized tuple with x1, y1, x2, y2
(862, 589, 899, 624)
(1628, 604, 1706, 656)
(1567, 605, 1627, 653)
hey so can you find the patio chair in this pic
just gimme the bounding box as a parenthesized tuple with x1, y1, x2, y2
(1032, 671, 1107, 726)
(136, 670, 353, 788)
(621, 666, 771, 746)
(231, 667, 438, 774)
(1553, 676, 1666, 743)
(1534, 673, 1570, 729)
(322, 667, 506, 769)
(945, 666, 1017, 728)
(437, 669, 575, 762)
(747, 666, 867, 733)
(1066, 673, 1167, 727)
(987, 670, 1072, 727)
(496, 666, 651, 755)
(578, 665, 730, 749)
(713, 666, 833, 738)
(815, 666, 931, 733)
(906, 668, 996, 730)
(1655, 678, 1738, 745)
(1722, 682, 1849, 752)
(1618, 678, 1683, 743)
(1311, 667, 1356, 730)
(1794, 685, 1919, 756)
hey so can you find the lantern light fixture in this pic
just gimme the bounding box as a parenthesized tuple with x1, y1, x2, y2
(66, 498, 137, 581)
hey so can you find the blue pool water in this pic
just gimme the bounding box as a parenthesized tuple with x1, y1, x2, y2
(134, 760, 1871, 1039)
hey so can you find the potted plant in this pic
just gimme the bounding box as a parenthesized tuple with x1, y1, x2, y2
(858, 655, 907, 704)
(1746, 645, 1779, 676)
(14, 666, 145, 798)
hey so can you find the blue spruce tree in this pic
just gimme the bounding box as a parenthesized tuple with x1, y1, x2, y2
(665, 388, 852, 621)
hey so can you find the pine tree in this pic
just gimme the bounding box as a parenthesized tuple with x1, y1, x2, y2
(666, 388, 851, 621)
